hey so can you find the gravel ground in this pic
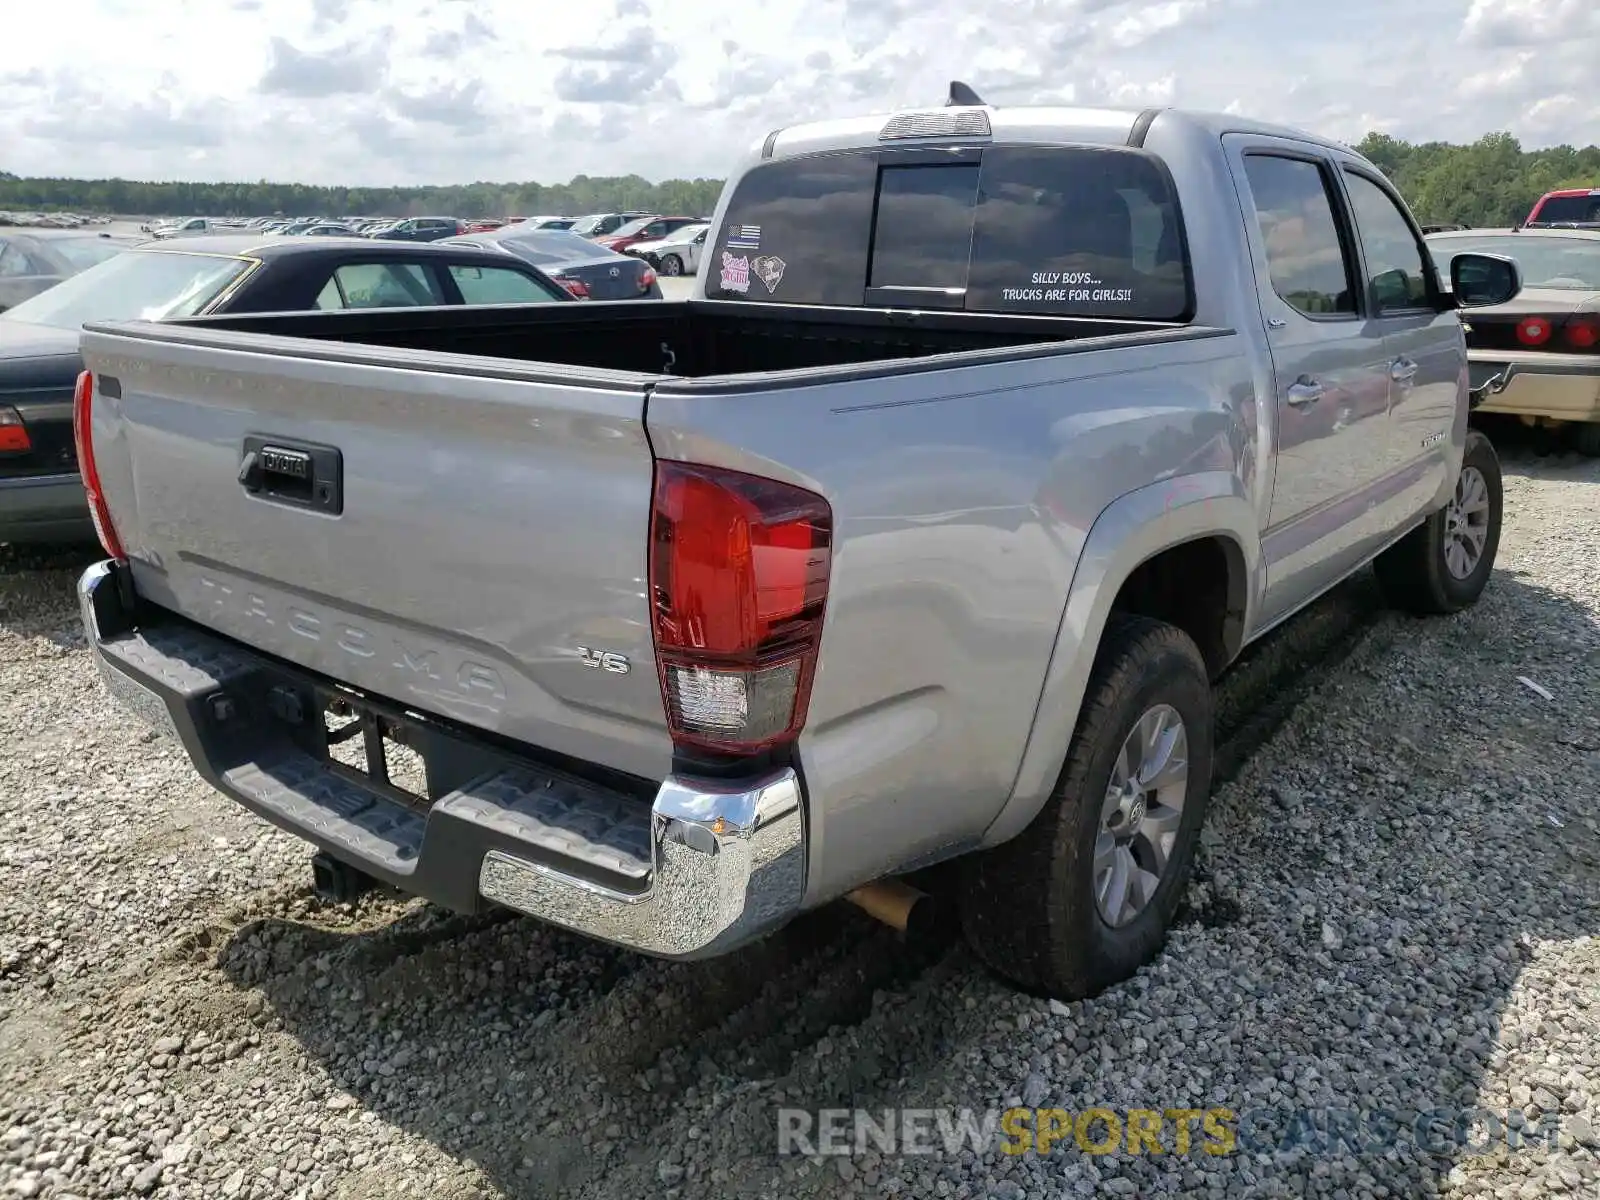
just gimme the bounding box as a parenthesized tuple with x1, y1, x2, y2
(1, 446, 1596, 1200)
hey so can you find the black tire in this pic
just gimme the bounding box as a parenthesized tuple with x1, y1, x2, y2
(1374, 428, 1503, 615)
(1571, 422, 1600, 457)
(960, 615, 1215, 999)
(661, 254, 683, 276)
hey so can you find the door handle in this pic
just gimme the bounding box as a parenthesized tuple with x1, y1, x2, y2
(1390, 357, 1418, 383)
(1285, 377, 1324, 408)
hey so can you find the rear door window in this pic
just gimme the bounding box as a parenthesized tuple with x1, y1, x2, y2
(448, 264, 565, 304)
(1241, 155, 1358, 317)
(709, 145, 1191, 320)
(315, 262, 446, 309)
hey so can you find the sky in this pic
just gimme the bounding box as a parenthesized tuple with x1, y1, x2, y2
(1, 0, 1596, 187)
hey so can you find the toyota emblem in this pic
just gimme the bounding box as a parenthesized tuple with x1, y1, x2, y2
(609, 266, 620, 278)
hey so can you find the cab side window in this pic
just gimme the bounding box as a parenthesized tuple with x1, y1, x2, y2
(1242, 154, 1358, 317)
(314, 262, 444, 309)
(1342, 171, 1431, 312)
(448, 264, 565, 304)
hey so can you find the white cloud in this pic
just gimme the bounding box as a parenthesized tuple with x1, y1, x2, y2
(0, 0, 1594, 187)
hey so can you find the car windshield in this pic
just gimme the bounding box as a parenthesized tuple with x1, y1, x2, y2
(48, 236, 133, 270)
(495, 230, 606, 263)
(1428, 235, 1600, 290)
(569, 214, 611, 235)
(2, 249, 254, 329)
(670, 224, 709, 243)
(610, 217, 657, 238)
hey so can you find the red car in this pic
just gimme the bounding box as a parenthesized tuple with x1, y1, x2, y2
(1525, 188, 1600, 228)
(595, 215, 704, 253)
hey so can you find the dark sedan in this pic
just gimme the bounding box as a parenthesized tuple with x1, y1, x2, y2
(438, 226, 660, 300)
(0, 235, 573, 544)
(370, 217, 465, 242)
(0, 231, 140, 312)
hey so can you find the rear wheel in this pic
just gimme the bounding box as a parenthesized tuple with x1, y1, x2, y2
(661, 254, 684, 276)
(1572, 421, 1600, 457)
(961, 616, 1214, 999)
(1374, 428, 1502, 614)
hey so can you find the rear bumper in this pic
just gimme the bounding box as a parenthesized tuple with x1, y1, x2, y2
(78, 559, 806, 959)
(1469, 352, 1600, 421)
(0, 472, 95, 544)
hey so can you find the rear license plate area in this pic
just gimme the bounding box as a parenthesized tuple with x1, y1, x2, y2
(321, 697, 430, 803)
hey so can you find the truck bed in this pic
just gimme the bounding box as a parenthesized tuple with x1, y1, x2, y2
(79, 296, 1237, 837)
(154, 298, 1204, 382)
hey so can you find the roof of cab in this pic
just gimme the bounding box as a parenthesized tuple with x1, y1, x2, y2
(760, 102, 1353, 162)
(1425, 226, 1600, 242)
(131, 235, 499, 260)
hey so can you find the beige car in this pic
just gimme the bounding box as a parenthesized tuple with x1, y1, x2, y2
(1426, 227, 1600, 454)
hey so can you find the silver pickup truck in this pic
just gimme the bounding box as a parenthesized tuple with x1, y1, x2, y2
(74, 89, 1524, 1000)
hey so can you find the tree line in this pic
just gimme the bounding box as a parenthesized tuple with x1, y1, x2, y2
(3, 132, 1596, 224)
(0, 170, 725, 221)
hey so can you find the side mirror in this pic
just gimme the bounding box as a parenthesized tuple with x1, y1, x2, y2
(1450, 252, 1521, 308)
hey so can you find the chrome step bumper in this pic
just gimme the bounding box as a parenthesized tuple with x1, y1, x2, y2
(79, 559, 806, 960)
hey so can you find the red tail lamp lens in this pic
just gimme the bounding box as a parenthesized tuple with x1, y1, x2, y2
(1516, 316, 1553, 346)
(72, 370, 127, 560)
(649, 461, 832, 753)
(0, 406, 30, 454)
(1566, 318, 1599, 350)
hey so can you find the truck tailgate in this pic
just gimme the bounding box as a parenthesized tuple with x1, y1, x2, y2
(79, 325, 672, 782)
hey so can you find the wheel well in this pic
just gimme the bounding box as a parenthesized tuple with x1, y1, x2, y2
(1108, 537, 1246, 678)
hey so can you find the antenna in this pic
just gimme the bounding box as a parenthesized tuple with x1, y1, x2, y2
(946, 80, 987, 107)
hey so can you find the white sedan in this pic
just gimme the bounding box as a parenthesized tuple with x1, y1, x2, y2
(625, 223, 709, 277)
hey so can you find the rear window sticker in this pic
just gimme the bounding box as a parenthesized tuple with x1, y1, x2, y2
(1003, 270, 1135, 304)
(720, 251, 751, 292)
(727, 224, 761, 250)
(752, 255, 786, 293)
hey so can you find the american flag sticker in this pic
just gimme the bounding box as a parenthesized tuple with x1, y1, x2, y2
(726, 224, 761, 250)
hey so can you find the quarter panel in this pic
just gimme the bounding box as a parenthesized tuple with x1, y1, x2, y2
(646, 333, 1257, 904)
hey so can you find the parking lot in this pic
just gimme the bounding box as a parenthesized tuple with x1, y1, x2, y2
(1, 435, 1595, 1199)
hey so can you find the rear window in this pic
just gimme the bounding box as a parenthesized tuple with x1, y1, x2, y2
(708, 145, 1191, 320)
(1530, 194, 1600, 225)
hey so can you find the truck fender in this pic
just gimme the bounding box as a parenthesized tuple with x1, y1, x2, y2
(979, 470, 1260, 849)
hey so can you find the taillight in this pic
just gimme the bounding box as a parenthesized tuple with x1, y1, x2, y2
(0, 406, 30, 453)
(1566, 315, 1599, 351)
(638, 267, 657, 292)
(72, 370, 126, 560)
(1516, 316, 1553, 347)
(649, 461, 832, 754)
(555, 275, 590, 299)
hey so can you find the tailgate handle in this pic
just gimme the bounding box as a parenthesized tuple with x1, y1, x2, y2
(240, 436, 343, 515)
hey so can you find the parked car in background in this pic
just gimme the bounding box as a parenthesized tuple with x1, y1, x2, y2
(1428, 226, 1600, 454)
(0, 235, 573, 544)
(594, 215, 705, 254)
(371, 217, 465, 242)
(1525, 188, 1600, 229)
(569, 211, 653, 239)
(301, 223, 360, 237)
(150, 217, 229, 238)
(0, 231, 139, 311)
(624, 222, 709, 276)
(439, 226, 661, 299)
(520, 215, 577, 231)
